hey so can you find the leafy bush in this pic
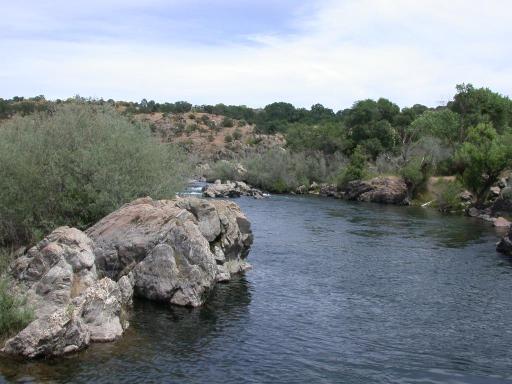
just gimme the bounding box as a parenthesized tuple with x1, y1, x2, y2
(336, 146, 367, 188)
(456, 123, 512, 204)
(205, 161, 240, 182)
(232, 128, 243, 141)
(0, 103, 189, 246)
(185, 123, 199, 135)
(241, 149, 345, 193)
(221, 117, 234, 128)
(224, 134, 233, 143)
(435, 179, 465, 212)
(400, 157, 430, 197)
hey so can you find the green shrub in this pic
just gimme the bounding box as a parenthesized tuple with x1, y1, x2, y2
(221, 117, 234, 128)
(232, 128, 243, 141)
(185, 123, 199, 135)
(205, 161, 240, 182)
(435, 180, 464, 212)
(239, 148, 344, 193)
(0, 103, 189, 246)
(400, 157, 431, 197)
(336, 146, 367, 188)
(456, 123, 512, 204)
(0, 277, 34, 340)
(224, 134, 233, 143)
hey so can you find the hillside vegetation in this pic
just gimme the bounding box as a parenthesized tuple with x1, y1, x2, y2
(1, 83, 512, 218)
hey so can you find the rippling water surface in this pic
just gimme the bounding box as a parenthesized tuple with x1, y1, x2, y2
(2, 195, 512, 383)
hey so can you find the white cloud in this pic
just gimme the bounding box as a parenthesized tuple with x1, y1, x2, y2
(2, 0, 512, 109)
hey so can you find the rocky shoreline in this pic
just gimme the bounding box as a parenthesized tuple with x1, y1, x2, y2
(2, 196, 253, 359)
(199, 176, 512, 257)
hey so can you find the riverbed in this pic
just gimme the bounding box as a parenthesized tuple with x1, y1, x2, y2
(1, 195, 511, 383)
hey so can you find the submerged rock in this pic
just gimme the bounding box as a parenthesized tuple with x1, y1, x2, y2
(202, 180, 264, 199)
(343, 177, 409, 205)
(3, 227, 133, 358)
(86, 197, 253, 307)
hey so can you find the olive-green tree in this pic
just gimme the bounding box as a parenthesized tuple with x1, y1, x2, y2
(456, 123, 512, 204)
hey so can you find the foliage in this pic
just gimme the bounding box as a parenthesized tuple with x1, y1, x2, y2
(205, 161, 240, 182)
(400, 157, 431, 197)
(221, 117, 234, 127)
(409, 109, 462, 148)
(0, 103, 189, 246)
(434, 179, 465, 213)
(336, 146, 367, 188)
(449, 83, 512, 134)
(232, 128, 243, 141)
(455, 123, 512, 204)
(286, 122, 347, 154)
(341, 99, 399, 158)
(205, 149, 346, 193)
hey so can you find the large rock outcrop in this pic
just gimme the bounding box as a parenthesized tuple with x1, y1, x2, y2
(343, 177, 409, 205)
(2, 197, 252, 358)
(3, 227, 133, 358)
(497, 228, 512, 256)
(86, 196, 253, 307)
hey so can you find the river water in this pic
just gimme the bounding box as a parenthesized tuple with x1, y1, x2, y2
(1, 195, 511, 383)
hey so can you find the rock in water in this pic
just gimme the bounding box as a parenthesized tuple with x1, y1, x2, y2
(3, 197, 252, 358)
(343, 177, 409, 205)
(3, 227, 133, 358)
(202, 181, 264, 199)
(86, 197, 253, 307)
(497, 228, 512, 256)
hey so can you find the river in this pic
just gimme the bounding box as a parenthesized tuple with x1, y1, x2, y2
(1, 195, 511, 383)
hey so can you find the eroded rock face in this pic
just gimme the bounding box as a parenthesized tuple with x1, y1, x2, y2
(343, 177, 409, 205)
(497, 228, 512, 256)
(86, 197, 253, 307)
(3, 227, 133, 358)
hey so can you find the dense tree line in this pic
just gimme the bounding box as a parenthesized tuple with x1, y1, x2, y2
(2, 84, 511, 203)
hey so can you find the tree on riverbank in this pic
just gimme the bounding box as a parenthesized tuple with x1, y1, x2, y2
(456, 123, 512, 205)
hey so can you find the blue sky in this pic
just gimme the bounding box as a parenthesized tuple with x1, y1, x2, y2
(2, 0, 512, 109)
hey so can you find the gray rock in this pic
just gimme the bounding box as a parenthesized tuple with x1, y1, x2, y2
(203, 181, 264, 199)
(87, 197, 252, 307)
(490, 186, 501, 197)
(2, 308, 90, 358)
(497, 228, 512, 255)
(3, 228, 134, 358)
(343, 177, 409, 205)
(491, 187, 512, 216)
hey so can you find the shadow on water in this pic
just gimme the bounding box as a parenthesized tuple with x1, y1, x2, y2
(0, 276, 252, 384)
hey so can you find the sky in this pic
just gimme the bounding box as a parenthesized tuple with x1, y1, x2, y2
(2, 0, 512, 110)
